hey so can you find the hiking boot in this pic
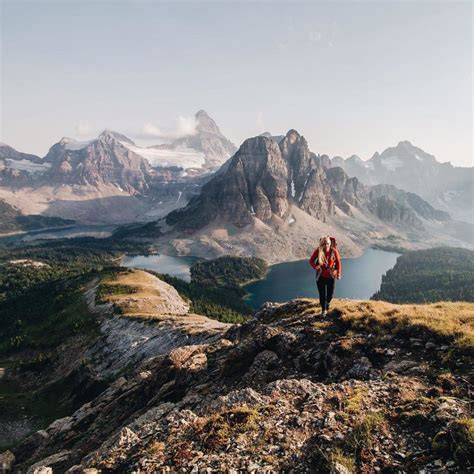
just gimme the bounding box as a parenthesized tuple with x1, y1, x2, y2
(321, 309, 327, 317)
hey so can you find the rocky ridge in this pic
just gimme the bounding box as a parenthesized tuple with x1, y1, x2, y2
(136, 130, 462, 263)
(0, 270, 230, 454)
(166, 130, 449, 230)
(0, 111, 235, 224)
(331, 141, 474, 223)
(166, 131, 449, 231)
(4, 298, 472, 472)
(43, 131, 152, 194)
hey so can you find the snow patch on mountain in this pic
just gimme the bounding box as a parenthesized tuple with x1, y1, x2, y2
(64, 139, 96, 151)
(5, 159, 51, 174)
(120, 142, 205, 169)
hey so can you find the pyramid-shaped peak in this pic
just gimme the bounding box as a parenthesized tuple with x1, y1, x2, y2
(195, 109, 221, 135)
(195, 109, 210, 118)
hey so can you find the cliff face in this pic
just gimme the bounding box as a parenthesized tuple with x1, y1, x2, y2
(43, 131, 152, 194)
(166, 136, 289, 229)
(0, 270, 229, 455)
(166, 130, 449, 232)
(0, 143, 47, 186)
(6, 298, 472, 473)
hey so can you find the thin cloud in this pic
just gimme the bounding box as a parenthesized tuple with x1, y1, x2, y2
(74, 121, 94, 137)
(140, 115, 198, 140)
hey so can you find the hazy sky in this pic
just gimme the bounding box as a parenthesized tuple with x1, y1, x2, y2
(1, 0, 472, 166)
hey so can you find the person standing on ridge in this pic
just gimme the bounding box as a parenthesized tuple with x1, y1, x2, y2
(309, 236, 342, 316)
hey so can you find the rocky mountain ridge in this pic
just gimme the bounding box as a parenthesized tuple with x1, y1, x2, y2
(331, 141, 474, 223)
(43, 130, 152, 193)
(0, 269, 229, 454)
(166, 131, 449, 231)
(0, 111, 235, 224)
(4, 295, 472, 473)
(137, 130, 462, 263)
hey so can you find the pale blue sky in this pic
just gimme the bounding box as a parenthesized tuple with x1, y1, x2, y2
(1, 0, 472, 166)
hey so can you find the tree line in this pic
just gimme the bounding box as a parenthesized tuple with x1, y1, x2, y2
(372, 247, 474, 303)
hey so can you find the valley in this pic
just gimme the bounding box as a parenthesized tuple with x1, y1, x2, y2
(1, 113, 473, 473)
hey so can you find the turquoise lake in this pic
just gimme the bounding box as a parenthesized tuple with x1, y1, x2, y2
(120, 248, 400, 306)
(121, 254, 200, 282)
(243, 248, 400, 309)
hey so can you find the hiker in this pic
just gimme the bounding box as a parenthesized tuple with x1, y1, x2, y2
(309, 236, 342, 316)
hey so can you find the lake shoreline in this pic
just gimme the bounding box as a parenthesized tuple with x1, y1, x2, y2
(119, 248, 401, 311)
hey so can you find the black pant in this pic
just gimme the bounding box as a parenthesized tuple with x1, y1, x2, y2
(317, 276, 335, 310)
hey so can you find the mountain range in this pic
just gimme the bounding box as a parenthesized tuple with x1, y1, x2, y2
(0, 110, 236, 224)
(331, 141, 473, 223)
(0, 114, 472, 258)
(119, 130, 470, 263)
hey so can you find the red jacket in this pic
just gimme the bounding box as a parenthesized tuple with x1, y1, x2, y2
(309, 246, 342, 279)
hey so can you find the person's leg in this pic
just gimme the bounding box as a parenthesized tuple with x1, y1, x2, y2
(316, 277, 326, 312)
(326, 277, 335, 310)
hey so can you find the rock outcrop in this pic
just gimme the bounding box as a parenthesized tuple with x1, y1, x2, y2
(7, 299, 473, 473)
(0, 270, 230, 452)
(166, 131, 449, 233)
(43, 131, 152, 194)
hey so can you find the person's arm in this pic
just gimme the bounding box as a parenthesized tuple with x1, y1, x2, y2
(334, 248, 342, 278)
(309, 248, 320, 270)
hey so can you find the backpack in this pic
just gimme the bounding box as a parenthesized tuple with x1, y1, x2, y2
(315, 236, 338, 280)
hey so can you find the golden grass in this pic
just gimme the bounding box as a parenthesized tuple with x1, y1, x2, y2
(292, 298, 474, 349)
(98, 270, 166, 317)
(335, 299, 474, 348)
(96, 271, 227, 332)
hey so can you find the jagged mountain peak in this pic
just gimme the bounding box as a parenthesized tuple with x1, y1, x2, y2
(236, 134, 281, 161)
(259, 132, 286, 144)
(195, 109, 210, 118)
(194, 109, 222, 136)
